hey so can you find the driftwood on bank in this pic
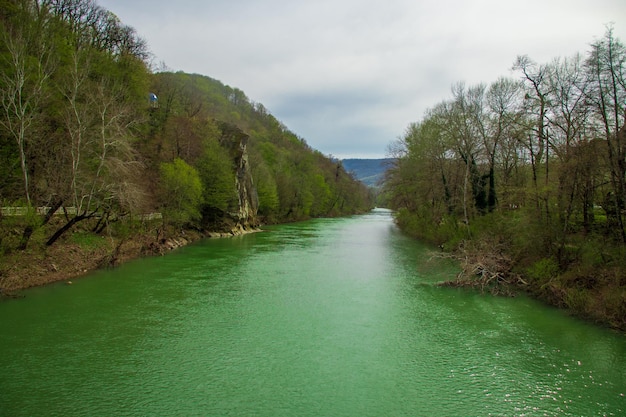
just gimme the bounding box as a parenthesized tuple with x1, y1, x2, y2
(436, 238, 527, 296)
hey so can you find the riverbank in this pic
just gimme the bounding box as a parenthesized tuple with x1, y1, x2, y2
(0, 225, 260, 297)
(436, 235, 626, 332)
(391, 207, 626, 332)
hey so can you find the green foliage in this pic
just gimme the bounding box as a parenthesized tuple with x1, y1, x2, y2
(0, 204, 42, 252)
(310, 173, 332, 215)
(525, 258, 560, 285)
(251, 156, 279, 217)
(563, 287, 591, 312)
(195, 138, 237, 214)
(394, 208, 460, 247)
(159, 158, 203, 227)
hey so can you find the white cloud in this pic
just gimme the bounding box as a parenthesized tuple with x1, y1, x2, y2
(99, 0, 626, 158)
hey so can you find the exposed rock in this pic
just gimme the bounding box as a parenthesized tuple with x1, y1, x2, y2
(217, 121, 259, 230)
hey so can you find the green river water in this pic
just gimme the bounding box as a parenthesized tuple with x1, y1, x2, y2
(0, 209, 624, 416)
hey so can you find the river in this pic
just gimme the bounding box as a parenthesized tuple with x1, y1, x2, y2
(0, 209, 624, 416)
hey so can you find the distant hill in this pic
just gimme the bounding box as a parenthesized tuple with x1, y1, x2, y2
(342, 158, 394, 187)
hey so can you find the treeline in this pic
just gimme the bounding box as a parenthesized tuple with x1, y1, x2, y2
(0, 0, 372, 255)
(384, 28, 626, 329)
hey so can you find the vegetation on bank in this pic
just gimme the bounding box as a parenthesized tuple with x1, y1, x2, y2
(0, 0, 373, 291)
(384, 28, 626, 330)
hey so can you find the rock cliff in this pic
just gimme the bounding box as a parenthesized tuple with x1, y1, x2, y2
(217, 122, 259, 232)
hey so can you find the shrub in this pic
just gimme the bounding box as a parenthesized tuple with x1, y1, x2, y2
(525, 258, 560, 285)
(159, 158, 203, 227)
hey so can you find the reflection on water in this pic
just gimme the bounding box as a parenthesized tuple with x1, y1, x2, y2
(0, 209, 624, 416)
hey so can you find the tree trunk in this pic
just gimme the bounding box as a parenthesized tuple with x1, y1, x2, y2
(18, 198, 63, 250)
(487, 164, 496, 212)
(46, 214, 88, 246)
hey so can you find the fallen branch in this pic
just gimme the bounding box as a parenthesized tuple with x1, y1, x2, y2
(437, 237, 525, 296)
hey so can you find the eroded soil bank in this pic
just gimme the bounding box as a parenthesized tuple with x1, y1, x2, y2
(0, 227, 260, 297)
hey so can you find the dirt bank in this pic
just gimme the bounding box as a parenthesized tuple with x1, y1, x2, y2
(0, 227, 261, 297)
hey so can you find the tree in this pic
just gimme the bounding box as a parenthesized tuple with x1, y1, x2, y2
(545, 54, 597, 236)
(0, 0, 56, 206)
(485, 77, 522, 212)
(195, 136, 237, 220)
(449, 83, 487, 221)
(585, 27, 626, 242)
(513, 55, 553, 219)
(46, 78, 145, 246)
(250, 153, 279, 218)
(159, 158, 203, 227)
(45, 30, 149, 245)
(45, 0, 149, 60)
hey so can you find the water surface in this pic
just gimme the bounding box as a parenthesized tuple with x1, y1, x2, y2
(0, 209, 624, 416)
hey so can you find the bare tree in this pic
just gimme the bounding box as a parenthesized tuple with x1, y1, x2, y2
(46, 78, 142, 246)
(449, 82, 487, 222)
(513, 55, 555, 224)
(0, 1, 55, 206)
(487, 77, 524, 208)
(585, 27, 626, 242)
(45, 0, 149, 59)
(544, 54, 597, 236)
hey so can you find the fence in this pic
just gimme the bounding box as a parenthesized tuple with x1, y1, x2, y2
(1, 207, 161, 220)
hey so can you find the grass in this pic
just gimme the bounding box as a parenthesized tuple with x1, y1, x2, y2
(69, 231, 109, 250)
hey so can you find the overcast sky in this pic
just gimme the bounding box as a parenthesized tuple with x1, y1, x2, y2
(98, 0, 625, 159)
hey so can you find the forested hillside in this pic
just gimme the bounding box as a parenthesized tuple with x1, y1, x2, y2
(0, 0, 373, 290)
(146, 72, 372, 224)
(384, 28, 626, 329)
